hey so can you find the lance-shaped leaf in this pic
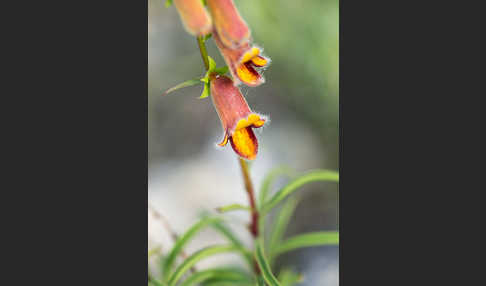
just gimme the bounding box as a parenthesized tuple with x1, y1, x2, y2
(268, 197, 299, 265)
(255, 239, 281, 286)
(256, 276, 266, 286)
(167, 245, 242, 286)
(180, 268, 252, 286)
(208, 218, 254, 269)
(272, 231, 339, 257)
(262, 170, 339, 214)
(216, 203, 250, 213)
(258, 166, 293, 209)
(163, 78, 202, 96)
(148, 277, 166, 286)
(162, 216, 223, 279)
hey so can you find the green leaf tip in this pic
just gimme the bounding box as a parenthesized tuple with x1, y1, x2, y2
(262, 170, 339, 214)
(165, 0, 172, 8)
(273, 231, 339, 256)
(216, 204, 250, 213)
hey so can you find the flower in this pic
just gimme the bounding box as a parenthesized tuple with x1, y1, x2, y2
(173, 0, 212, 36)
(206, 0, 251, 49)
(210, 75, 266, 160)
(213, 32, 270, 87)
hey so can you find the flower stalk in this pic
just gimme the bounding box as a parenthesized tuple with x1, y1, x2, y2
(197, 36, 210, 71)
(196, 37, 261, 274)
(238, 157, 259, 238)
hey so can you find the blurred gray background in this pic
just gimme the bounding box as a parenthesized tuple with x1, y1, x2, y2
(148, 0, 338, 284)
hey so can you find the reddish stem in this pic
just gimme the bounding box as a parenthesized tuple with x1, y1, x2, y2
(238, 158, 259, 237)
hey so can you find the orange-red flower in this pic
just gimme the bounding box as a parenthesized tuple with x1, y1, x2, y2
(213, 32, 270, 87)
(173, 0, 212, 36)
(210, 75, 266, 160)
(206, 0, 251, 49)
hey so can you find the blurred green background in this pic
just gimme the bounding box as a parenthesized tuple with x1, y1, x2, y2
(148, 0, 338, 284)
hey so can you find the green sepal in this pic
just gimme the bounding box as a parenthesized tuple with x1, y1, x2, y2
(199, 81, 210, 99)
(208, 56, 217, 72)
(204, 33, 212, 41)
(213, 66, 229, 75)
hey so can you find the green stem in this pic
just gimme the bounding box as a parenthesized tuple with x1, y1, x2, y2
(197, 36, 210, 71)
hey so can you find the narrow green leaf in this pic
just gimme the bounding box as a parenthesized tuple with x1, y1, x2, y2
(273, 231, 339, 256)
(167, 245, 241, 286)
(165, 0, 172, 8)
(202, 282, 253, 286)
(268, 197, 299, 265)
(262, 170, 339, 214)
(255, 240, 281, 286)
(258, 167, 293, 209)
(162, 217, 223, 280)
(180, 268, 252, 286)
(163, 78, 202, 96)
(256, 276, 266, 286)
(207, 56, 217, 72)
(199, 82, 210, 99)
(216, 204, 250, 213)
(208, 219, 254, 269)
(149, 277, 166, 286)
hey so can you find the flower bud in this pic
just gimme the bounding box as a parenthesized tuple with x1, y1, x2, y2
(173, 0, 212, 36)
(210, 75, 266, 160)
(207, 0, 251, 48)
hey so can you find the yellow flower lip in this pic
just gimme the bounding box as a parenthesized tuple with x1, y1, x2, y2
(212, 31, 270, 87)
(230, 127, 258, 160)
(234, 113, 266, 131)
(235, 47, 269, 87)
(241, 47, 261, 64)
(229, 114, 266, 160)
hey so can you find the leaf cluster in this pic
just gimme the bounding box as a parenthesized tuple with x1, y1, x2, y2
(149, 168, 339, 286)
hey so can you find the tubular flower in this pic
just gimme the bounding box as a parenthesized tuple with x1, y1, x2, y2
(210, 75, 266, 160)
(173, 0, 212, 36)
(206, 0, 251, 49)
(213, 32, 270, 87)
